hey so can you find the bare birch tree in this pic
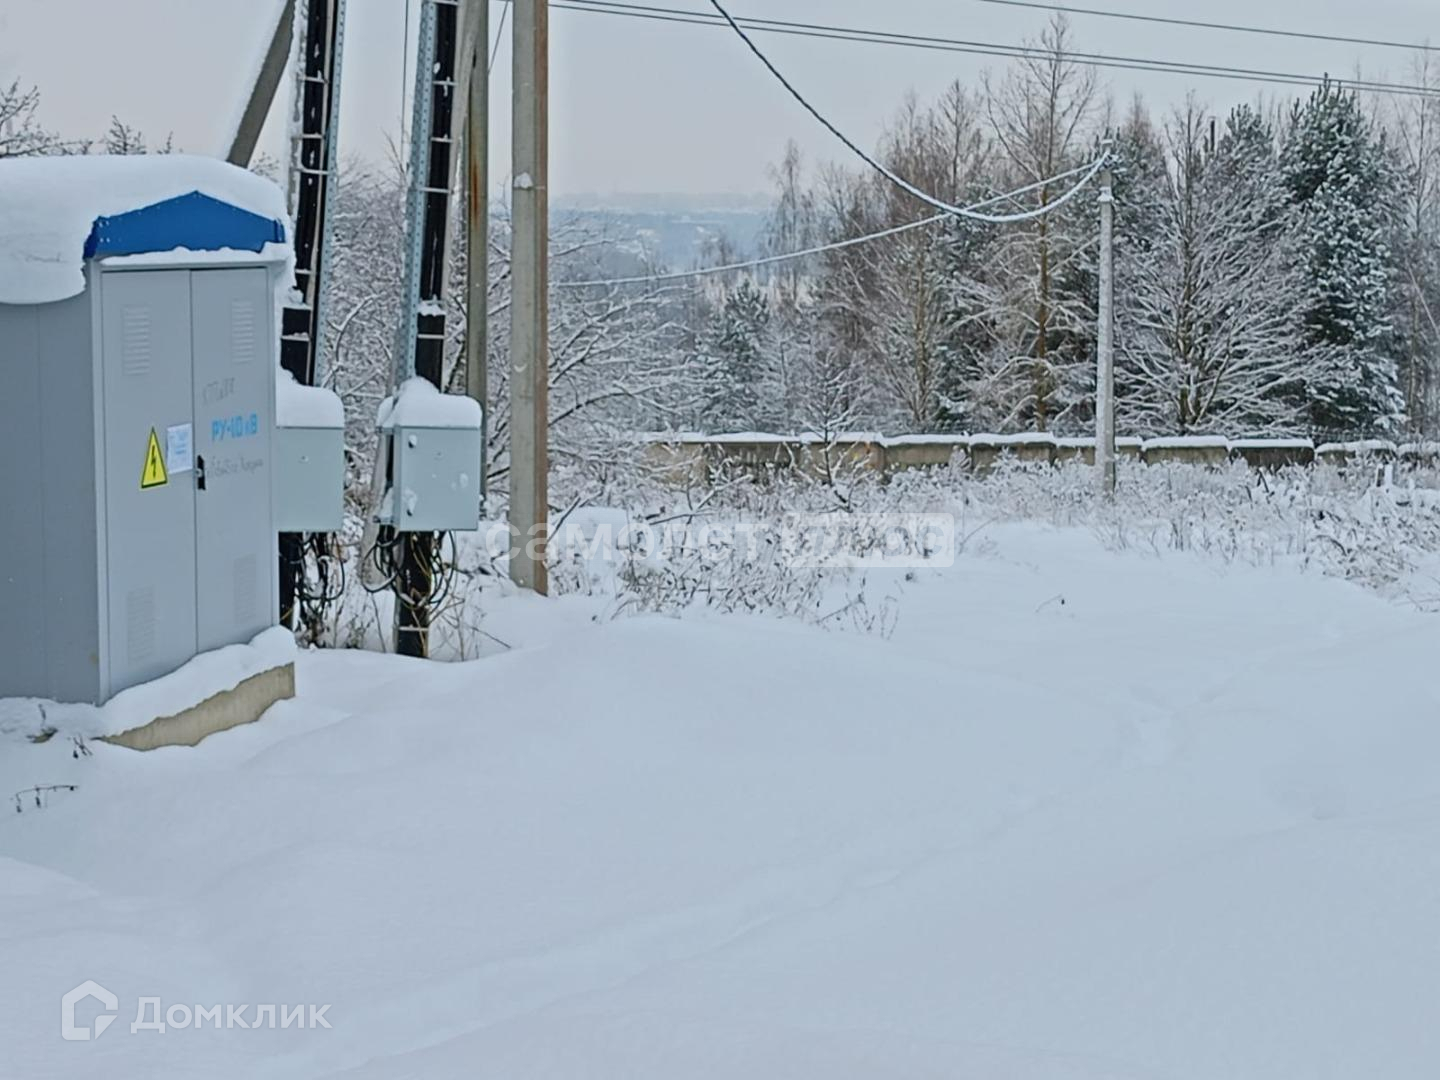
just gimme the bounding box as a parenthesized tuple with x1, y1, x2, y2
(983, 15, 1099, 432)
(0, 79, 79, 157)
(1383, 54, 1440, 436)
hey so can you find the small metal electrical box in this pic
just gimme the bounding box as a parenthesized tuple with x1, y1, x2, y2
(378, 378, 483, 532)
(275, 374, 346, 533)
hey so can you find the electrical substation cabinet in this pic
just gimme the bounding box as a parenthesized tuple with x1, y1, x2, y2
(376, 377, 484, 532)
(0, 156, 291, 705)
(275, 373, 347, 533)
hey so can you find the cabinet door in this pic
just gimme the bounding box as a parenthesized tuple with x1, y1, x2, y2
(100, 270, 197, 697)
(191, 268, 276, 653)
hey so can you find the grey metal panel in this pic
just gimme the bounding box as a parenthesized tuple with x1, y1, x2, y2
(274, 426, 346, 532)
(391, 425, 483, 532)
(99, 270, 197, 698)
(0, 304, 49, 698)
(36, 294, 102, 703)
(190, 268, 275, 653)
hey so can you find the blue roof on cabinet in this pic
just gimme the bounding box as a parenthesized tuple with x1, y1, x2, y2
(83, 191, 286, 260)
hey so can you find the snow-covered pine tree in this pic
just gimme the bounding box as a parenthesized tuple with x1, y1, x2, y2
(698, 279, 771, 433)
(789, 309, 868, 443)
(1281, 80, 1405, 437)
(1108, 96, 1170, 431)
(932, 211, 1006, 432)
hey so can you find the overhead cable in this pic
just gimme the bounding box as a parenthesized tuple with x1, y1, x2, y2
(700, 0, 1115, 222)
(489, 0, 509, 74)
(969, 0, 1439, 55)
(557, 159, 1106, 289)
(531, 0, 1439, 100)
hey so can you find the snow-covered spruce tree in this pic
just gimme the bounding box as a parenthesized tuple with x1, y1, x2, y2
(696, 278, 771, 433)
(1118, 99, 1313, 435)
(931, 212, 1009, 432)
(789, 310, 867, 440)
(1281, 80, 1405, 437)
(922, 82, 1007, 432)
(1107, 95, 1169, 432)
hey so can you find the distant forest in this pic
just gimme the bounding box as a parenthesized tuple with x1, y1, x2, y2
(7, 16, 1440, 462)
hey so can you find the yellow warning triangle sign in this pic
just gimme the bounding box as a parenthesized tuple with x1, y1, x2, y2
(140, 428, 168, 489)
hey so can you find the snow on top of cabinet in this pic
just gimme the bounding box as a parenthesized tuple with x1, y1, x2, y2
(277, 370, 345, 430)
(378, 377, 484, 431)
(0, 154, 288, 306)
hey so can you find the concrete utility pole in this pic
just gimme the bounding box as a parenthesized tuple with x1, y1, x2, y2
(509, 0, 549, 594)
(464, 0, 489, 501)
(227, 0, 296, 167)
(1096, 164, 1116, 496)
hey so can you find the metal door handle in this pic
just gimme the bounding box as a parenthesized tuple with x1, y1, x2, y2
(196, 455, 207, 491)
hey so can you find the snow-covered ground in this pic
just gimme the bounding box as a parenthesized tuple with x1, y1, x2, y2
(4, 521, 1440, 1078)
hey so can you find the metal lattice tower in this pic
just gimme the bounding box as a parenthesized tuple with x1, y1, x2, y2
(390, 0, 463, 657)
(279, 0, 348, 632)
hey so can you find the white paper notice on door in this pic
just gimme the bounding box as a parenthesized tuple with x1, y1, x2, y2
(166, 422, 194, 474)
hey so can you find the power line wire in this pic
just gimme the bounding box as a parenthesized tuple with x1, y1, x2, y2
(533, 0, 1439, 99)
(557, 159, 1104, 288)
(489, 0, 509, 74)
(702, 0, 1113, 220)
(969, 0, 1439, 56)
(560, 217, 945, 288)
(572, 0, 1435, 97)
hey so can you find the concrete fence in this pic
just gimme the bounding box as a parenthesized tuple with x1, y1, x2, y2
(641, 433, 1439, 484)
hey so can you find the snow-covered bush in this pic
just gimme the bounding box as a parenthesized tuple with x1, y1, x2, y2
(889, 455, 1440, 601)
(318, 448, 1440, 659)
(565, 450, 1440, 603)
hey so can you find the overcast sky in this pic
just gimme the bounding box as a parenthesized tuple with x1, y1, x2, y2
(1, 0, 1435, 199)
